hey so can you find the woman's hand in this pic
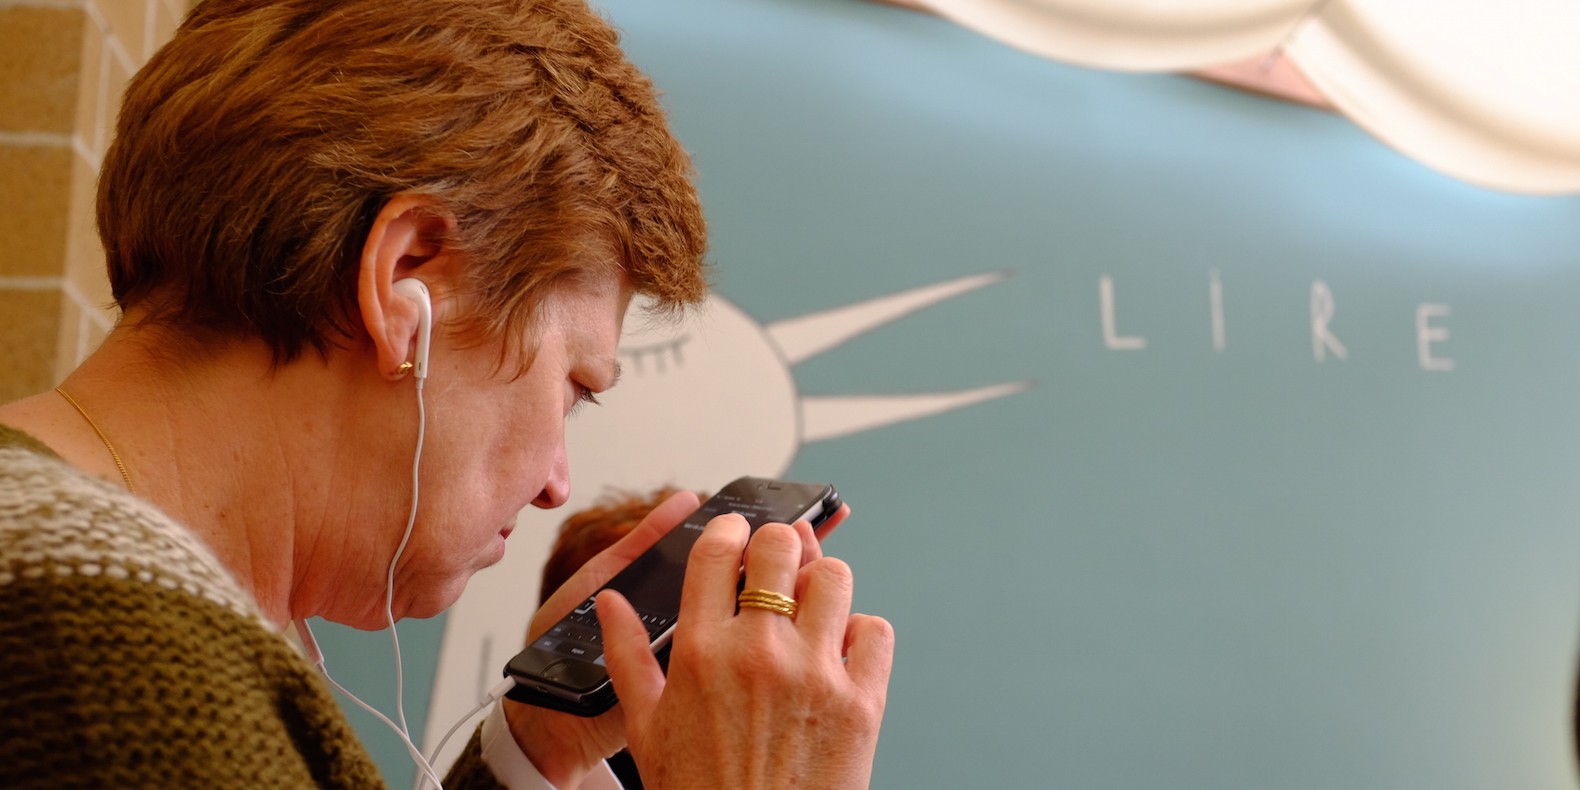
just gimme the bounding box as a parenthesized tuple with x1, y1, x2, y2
(598, 512, 894, 789)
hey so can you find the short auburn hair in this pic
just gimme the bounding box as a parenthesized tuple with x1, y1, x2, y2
(99, 0, 708, 362)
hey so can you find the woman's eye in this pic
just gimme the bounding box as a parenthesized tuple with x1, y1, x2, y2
(568, 385, 601, 417)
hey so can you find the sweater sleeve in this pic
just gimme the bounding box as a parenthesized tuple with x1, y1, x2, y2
(0, 446, 388, 788)
(0, 558, 387, 788)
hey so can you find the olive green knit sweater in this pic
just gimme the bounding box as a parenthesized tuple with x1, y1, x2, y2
(0, 425, 504, 788)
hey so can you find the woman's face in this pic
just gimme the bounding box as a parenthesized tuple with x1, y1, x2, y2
(380, 272, 632, 621)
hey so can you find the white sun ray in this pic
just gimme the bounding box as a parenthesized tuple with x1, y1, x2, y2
(801, 382, 1033, 443)
(767, 271, 1010, 365)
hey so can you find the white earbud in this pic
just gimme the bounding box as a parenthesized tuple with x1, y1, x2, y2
(392, 278, 431, 379)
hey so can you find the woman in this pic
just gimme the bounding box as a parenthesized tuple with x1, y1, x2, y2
(0, 0, 893, 787)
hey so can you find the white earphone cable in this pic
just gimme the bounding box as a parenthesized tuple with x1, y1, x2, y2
(312, 376, 445, 789)
(416, 676, 520, 790)
(298, 619, 445, 789)
(386, 377, 426, 742)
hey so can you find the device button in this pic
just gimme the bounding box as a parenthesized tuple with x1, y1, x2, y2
(541, 658, 574, 683)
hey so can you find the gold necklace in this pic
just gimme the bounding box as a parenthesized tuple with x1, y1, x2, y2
(55, 386, 135, 494)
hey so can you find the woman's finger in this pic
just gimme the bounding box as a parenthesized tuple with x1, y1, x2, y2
(678, 513, 751, 626)
(793, 556, 854, 649)
(843, 613, 896, 696)
(530, 490, 701, 640)
(791, 518, 823, 565)
(738, 523, 803, 623)
(596, 589, 667, 722)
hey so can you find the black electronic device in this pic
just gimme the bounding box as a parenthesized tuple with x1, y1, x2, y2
(504, 476, 840, 716)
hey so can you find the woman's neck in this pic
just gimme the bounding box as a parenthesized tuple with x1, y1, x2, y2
(2, 325, 390, 628)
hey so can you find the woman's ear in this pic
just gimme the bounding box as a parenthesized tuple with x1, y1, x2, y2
(357, 195, 456, 379)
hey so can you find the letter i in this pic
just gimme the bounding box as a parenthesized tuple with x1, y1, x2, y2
(1209, 268, 1225, 352)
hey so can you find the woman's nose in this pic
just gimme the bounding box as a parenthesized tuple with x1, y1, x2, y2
(531, 444, 570, 509)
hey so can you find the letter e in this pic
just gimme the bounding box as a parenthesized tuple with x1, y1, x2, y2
(1417, 303, 1455, 372)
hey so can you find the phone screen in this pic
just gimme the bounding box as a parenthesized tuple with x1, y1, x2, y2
(504, 476, 840, 715)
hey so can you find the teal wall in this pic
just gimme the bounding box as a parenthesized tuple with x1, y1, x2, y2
(316, 0, 1580, 787)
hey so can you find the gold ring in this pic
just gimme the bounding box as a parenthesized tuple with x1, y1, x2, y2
(396, 362, 414, 376)
(738, 588, 797, 620)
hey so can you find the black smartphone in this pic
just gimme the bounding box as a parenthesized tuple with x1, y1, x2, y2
(504, 476, 841, 716)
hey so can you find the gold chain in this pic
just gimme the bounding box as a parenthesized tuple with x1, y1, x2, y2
(54, 386, 134, 494)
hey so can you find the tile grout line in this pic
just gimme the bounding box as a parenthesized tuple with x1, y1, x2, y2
(93, 21, 112, 154)
(61, 280, 114, 332)
(142, 0, 156, 63)
(75, 303, 92, 364)
(82, 0, 136, 76)
(0, 279, 117, 330)
(0, 0, 87, 8)
(71, 133, 102, 170)
(0, 130, 73, 148)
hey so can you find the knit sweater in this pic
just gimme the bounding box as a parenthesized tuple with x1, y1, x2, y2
(0, 425, 505, 789)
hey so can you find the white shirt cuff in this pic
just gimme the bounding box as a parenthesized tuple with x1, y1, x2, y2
(479, 700, 623, 790)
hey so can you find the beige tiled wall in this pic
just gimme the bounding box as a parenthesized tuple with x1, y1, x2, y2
(0, 0, 186, 402)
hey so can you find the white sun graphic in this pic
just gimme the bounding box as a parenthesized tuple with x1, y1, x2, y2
(421, 271, 1028, 766)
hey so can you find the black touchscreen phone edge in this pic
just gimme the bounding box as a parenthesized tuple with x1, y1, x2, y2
(503, 476, 840, 716)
